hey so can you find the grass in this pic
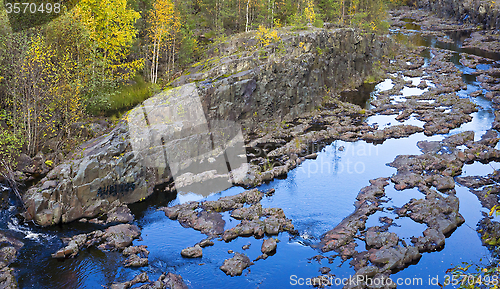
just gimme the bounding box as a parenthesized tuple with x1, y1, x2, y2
(108, 76, 155, 111)
(87, 75, 159, 117)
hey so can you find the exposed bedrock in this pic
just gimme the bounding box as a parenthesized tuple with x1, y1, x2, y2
(409, 0, 500, 30)
(172, 28, 389, 129)
(22, 28, 389, 227)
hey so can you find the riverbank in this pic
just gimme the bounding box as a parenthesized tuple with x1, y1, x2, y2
(3, 6, 500, 289)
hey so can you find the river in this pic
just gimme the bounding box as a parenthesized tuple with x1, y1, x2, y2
(3, 16, 500, 289)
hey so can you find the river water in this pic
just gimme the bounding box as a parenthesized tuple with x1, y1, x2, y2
(4, 20, 500, 288)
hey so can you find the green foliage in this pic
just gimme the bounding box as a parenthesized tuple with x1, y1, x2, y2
(86, 75, 156, 116)
(0, 118, 25, 168)
(256, 25, 281, 47)
(445, 262, 500, 289)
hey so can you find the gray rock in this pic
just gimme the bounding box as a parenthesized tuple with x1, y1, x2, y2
(110, 272, 149, 289)
(198, 239, 214, 248)
(123, 254, 148, 267)
(106, 205, 134, 224)
(100, 224, 141, 250)
(365, 229, 399, 249)
(261, 238, 277, 254)
(0, 267, 18, 289)
(122, 245, 149, 258)
(220, 252, 253, 276)
(181, 245, 202, 258)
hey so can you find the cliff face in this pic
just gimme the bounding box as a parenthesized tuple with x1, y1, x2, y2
(409, 0, 500, 29)
(174, 27, 389, 131)
(23, 27, 390, 226)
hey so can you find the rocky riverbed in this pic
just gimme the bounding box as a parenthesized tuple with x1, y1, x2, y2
(1, 7, 500, 289)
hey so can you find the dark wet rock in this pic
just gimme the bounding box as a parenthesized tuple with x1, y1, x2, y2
(159, 202, 199, 220)
(124, 254, 148, 267)
(220, 252, 253, 276)
(111, 272, 188, 289)
(198, 239, 214, 248)
(456, 170, 500, 209)
(429, 175, 455, 191)
(462, 31, 500, 53)
(319, 267, 331, 274)
(470, 90, 483, 97)
(222, 202, 295, 242)
(365, 228, 399, 249)
(0, 234, 23, 269)
(160, 202, 225, 236)
(493, 111, 500, 131)
(231, 204, 263, 220)
(110, 272, 150, 289)
(154, 273, 189, 289)
(368, 245, 421, 271)
(322, 178, 389, 252)
(122, 245, 149, 258)
(202, 189, 264, 211)
(261, 238, 277, 254)
(181, 245, 203, 258)
(106, 204, 134, 224)
(254, 254, 268, 261)
(339, 241, 358, 260)
(460, 52, 494, 69)
(188, 211, 226, 236)
(411, 228, 445, 252)
(0, 267, 18, 289)
(478, 217, 500, 256)
(363, 125, 423, 143)
(52, 231, 104, 258)
(53, 224, 140, 258)
(417, 80, 428, 89)
(265, 188, 275, 196)
(397, 190, 465, 249)
(223, 220, 263, 241)
(0, 233, 23, 289)
(159, 189, 279, 238)
(456, 175, 495, 189)
(100, 224, 141, 250)
(471, 185, 500, 210)
(242, 244, 250, 250)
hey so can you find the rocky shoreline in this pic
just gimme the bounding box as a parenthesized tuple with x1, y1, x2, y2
(3, 6, 500, 289)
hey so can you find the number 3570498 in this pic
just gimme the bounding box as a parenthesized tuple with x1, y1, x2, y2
(5, 2, 60, 14)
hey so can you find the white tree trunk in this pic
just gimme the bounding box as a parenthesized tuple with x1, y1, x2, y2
(245, 0, 250, 32)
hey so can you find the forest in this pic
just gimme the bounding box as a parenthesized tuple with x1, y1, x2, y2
(0, 0, 406, 170)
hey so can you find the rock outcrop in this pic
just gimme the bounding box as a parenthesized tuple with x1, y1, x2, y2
(0, 233, 23, 289)
(22, 27, 389, 227)
(220, 252, 253, 276)
(409, 0, 500, 29)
